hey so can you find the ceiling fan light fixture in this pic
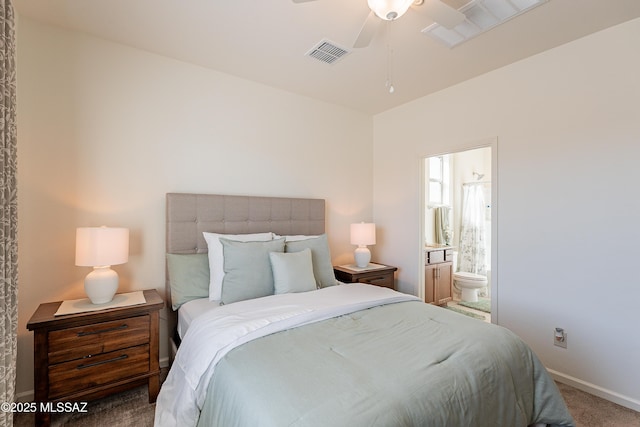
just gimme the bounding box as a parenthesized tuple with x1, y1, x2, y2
(367, 0, 415, 21)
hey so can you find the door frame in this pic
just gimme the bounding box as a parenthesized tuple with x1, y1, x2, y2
(419, 137, 499, 323)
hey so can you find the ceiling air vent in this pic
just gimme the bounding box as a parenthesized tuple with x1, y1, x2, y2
(306, 39, 350, 65)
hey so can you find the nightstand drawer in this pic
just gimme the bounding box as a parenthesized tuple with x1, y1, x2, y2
(334, 264, 397, 290)
(358, 275, 393, 288)
(48, 315, 150, 364)
(48, 344, 150, 399)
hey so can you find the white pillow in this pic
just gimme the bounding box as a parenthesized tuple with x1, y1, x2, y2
(274, 234, 319, 242)
(269, 248, 317, 295)
(203, 232, 273, 301)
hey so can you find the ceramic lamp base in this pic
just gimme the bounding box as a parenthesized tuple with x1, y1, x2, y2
(84, 266, 119, 304)
(354, 246, 371, 268)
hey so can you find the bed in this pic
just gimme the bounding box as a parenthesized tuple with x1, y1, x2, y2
(155, 193, 574, 427)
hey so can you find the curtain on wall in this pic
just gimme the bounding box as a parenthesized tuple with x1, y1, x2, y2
(0, 0, 17, 426)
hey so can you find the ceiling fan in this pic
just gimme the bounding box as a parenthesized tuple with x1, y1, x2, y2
(292, 0, 466, 48)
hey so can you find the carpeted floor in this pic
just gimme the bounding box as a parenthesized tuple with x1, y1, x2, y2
(13, 380, 640, 426)
(12, 385, 155, 427)
(556, 382, 640, 426)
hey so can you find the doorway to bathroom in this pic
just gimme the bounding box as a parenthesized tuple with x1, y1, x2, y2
(421, 141, 496, 323)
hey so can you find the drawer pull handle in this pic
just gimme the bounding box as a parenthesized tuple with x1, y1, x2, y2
(77, 324, 128, 337)
(77, 354, 128, 370)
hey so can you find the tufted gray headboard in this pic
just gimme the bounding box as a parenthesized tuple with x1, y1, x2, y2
(165, 193, 326, 321)
(166, 193, 325, 254)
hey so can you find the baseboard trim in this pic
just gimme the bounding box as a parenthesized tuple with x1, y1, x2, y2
(15, 389, 33, 402)
(160, 356, 171, 369)
(548, 369, 640, 412)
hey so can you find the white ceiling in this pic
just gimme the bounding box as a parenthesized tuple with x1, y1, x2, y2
(14, 0, 640, 114)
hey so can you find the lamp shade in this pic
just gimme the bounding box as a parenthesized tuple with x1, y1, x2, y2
(367, 0, 414, 20)
(350, 223, 376, 246)
(75, 227, 129, 267)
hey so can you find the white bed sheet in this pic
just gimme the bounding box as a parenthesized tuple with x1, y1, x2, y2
(176, 284, 348, 339)
(177, 298, 221, 339)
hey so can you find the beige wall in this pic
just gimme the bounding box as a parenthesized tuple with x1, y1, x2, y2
(372, 18, 640, 409)
(16, 18, 373, 397)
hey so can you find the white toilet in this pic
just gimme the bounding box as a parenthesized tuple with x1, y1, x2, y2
(453, 271, 487, 302)
(452, 251, 488, 302)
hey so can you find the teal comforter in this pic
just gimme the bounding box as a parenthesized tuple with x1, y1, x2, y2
(197, 301, 574, 427)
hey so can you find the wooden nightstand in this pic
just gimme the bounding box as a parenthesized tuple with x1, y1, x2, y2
(333, 264, 398, 290)
(27, 289, 163, 427)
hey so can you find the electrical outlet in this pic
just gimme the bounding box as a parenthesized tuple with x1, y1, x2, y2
(554, 328, 567, 348)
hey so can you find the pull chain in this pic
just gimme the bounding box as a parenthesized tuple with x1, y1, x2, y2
(385, 21, 395, 94)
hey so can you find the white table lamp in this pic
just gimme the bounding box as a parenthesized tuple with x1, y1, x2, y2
(75, 226, 129, 304)
(350, 222, 376, 268)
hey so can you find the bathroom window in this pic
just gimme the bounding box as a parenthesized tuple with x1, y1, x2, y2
(428, 155, 450, 207)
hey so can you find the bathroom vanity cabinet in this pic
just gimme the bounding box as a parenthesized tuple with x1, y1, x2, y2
(425, 262, 453, 305)
(425, 246, 453, 306)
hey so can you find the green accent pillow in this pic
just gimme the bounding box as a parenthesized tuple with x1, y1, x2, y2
(220, 237, 286, 304)
(285, 234, 337, 288)
(270, 248, 317, 295)
(166, 253, 210, 310)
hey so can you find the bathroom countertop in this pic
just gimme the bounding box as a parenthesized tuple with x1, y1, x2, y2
(425, 245, 455, 252)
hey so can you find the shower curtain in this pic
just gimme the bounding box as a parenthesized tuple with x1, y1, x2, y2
(457, 184, 487, 275)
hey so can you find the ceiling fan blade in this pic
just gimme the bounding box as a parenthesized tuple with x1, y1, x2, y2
(353, 11, 379, 48)
(419, 0, 465, 29)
